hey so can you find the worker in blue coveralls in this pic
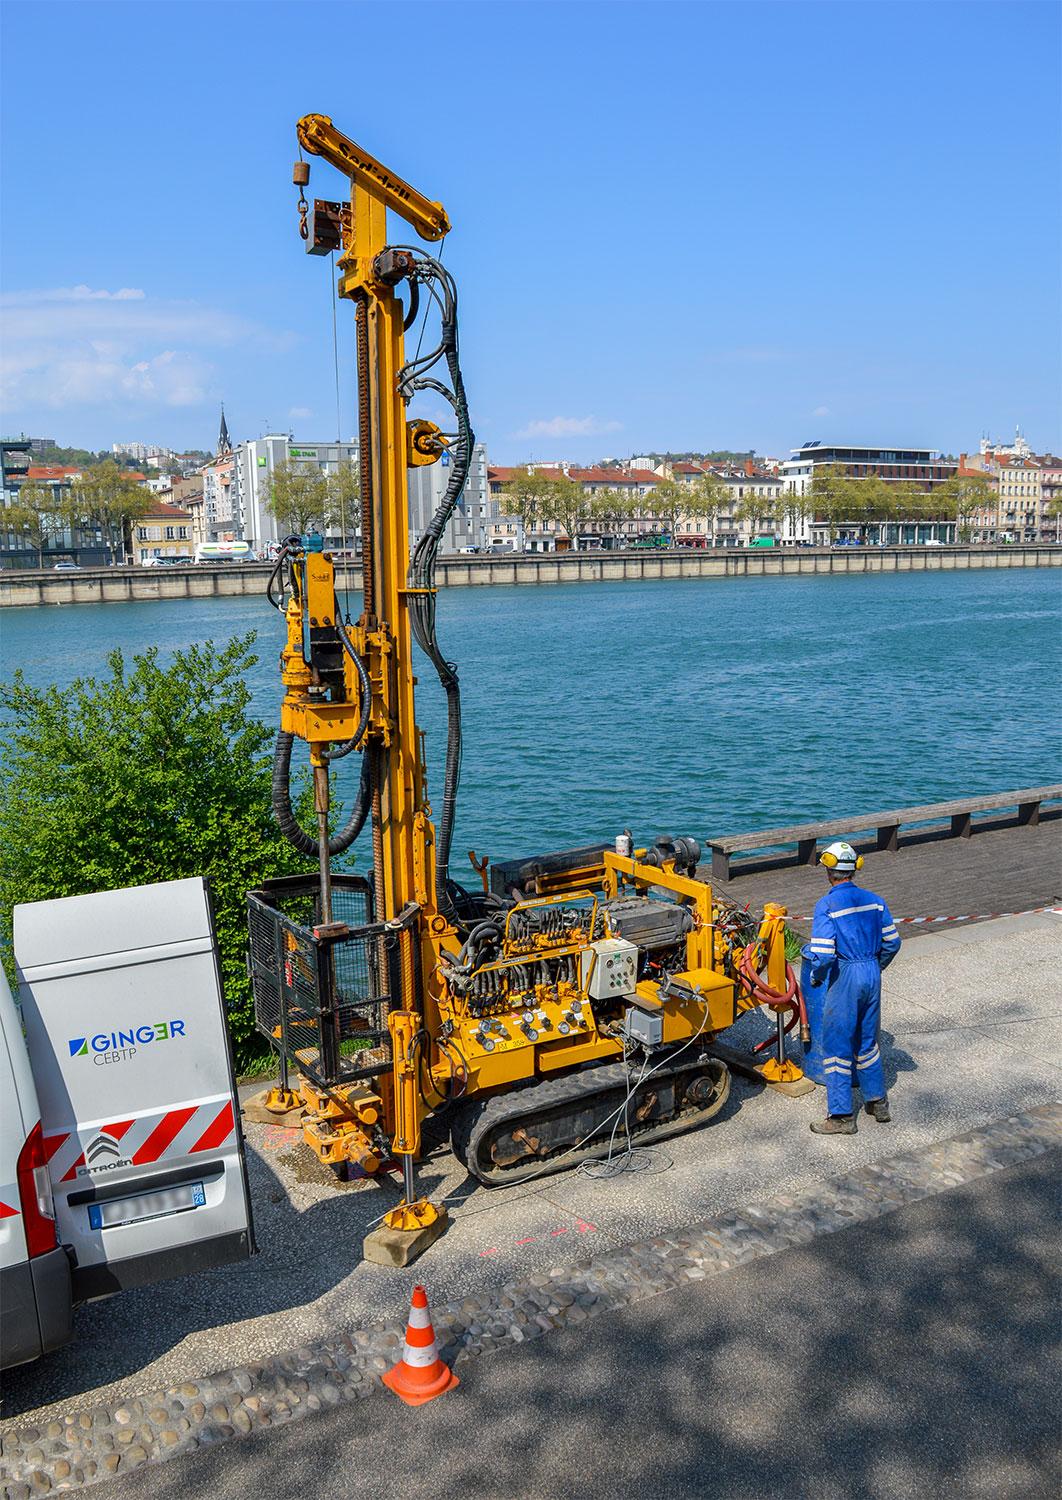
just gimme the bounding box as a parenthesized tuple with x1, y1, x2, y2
(807, 841, 902, 1135)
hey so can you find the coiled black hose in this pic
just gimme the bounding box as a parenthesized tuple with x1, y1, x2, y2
(272, 731, 371, 858)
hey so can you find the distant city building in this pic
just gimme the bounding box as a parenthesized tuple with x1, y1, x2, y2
(112, 442, 176, 465)
(203, 428, 489, 554)
(133, 503, 195, 563)
(979, 428, 1031, 461)
(236, 435, 359, 551)
(1, 434, 57, 457)
(780, 441, 959, 544)
(170, 473, 207, 547)
(959, 441, 1059, 543)
(0, 449, 152, 567)
(408, 441, 490, 552)
(488, 459, 796, 550)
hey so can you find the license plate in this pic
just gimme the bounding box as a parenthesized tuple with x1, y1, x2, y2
(87, 1181, 206, 1230)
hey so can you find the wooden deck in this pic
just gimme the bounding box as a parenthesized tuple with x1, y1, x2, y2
(703, 815, 1062, 937)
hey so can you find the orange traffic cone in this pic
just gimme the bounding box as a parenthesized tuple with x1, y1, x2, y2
(382, 1285, 459, 1406)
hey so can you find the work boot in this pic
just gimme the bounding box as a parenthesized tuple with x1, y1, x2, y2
(865, 1097, 891, 1123)
(809, 1114, 857, 1135)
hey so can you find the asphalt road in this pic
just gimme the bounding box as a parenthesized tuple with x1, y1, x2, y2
(87, 1149, 1061, 1500)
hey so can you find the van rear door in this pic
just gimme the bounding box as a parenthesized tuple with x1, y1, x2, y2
(14, 878, 254, 1301)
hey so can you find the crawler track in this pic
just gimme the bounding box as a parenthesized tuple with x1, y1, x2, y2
(450, 1050, 731, 1186)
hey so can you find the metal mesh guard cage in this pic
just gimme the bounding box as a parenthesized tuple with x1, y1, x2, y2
(247, 873, 391, 1088)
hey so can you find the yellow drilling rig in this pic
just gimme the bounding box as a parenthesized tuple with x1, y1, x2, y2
(246, 114, 809, 1265)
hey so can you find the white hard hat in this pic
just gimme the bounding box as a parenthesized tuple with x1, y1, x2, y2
(820, 840, 863, 873)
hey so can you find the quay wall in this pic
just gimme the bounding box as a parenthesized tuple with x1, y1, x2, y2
(1, 544, 1059, 608)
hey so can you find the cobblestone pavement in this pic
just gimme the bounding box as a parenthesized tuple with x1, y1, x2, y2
(1, 1105, 1059, 1495)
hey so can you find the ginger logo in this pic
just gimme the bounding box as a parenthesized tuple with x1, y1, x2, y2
(67, 1020, 187, 1066)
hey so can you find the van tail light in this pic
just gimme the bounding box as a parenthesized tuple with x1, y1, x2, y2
(16, 1122, 58, 1259)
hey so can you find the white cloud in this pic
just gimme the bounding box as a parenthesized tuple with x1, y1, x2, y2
(515, 415, 623, 439)
(288, 406, 313, 421)
(2, 285, 146, 305)
(0, 285, 293, 414)
(812, 405, 830, 417)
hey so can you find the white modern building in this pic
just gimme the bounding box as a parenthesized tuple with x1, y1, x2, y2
(202, 431, 492, 554)
(228, 436, 358, 551)
(408, 441, 490, 552)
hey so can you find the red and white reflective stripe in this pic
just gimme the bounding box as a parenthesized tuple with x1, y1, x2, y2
(0, 1200, 18, 1218)
(401, 1334, 441, 1368)
(401, 1288, 441, 1367)
(42, 1099, 236, 1186)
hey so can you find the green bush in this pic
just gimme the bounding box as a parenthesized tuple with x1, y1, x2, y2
(0, 633, 313, 1068)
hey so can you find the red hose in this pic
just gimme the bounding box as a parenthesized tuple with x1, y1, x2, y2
(739, 945, 810, 1047)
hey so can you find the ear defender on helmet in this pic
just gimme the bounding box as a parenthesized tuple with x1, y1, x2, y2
(819, 841, 864, 872)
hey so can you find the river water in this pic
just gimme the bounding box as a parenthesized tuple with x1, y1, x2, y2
(1, 570, 1059, 861)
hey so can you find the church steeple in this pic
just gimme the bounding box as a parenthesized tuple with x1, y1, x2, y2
(218, 404, 232, 456)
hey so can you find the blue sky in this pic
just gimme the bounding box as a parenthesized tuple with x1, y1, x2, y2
(2, 0, 1059, 462)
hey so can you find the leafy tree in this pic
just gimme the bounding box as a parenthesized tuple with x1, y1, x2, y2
(25, 444, 107, 468)
(807, 465, 879, 541)
(735, 491, 780, 537)
(647, 480, 688, 542)
(543, 474, 591, 548)
(588, 487, 635, 545)
(326, 459, 361, 547)
(68, 460, 151, 563)
(497, 470, 591, 548)
(679, 475, 727, 542)
(6, 480, 63, 565)
(502, 467, 568, 545)
(937, 472, 996, 541)
(266, 458, 336, 535)
(0, 635, 314, 1067)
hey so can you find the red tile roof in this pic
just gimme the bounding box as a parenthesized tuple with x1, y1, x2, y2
(571, 468, 660, 485)
(144, 503, 193, 520)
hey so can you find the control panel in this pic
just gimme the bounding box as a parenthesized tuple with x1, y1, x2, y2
(580, 937, 638, 1000)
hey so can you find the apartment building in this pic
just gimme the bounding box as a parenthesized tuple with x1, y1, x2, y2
(133, 503, 195, 563)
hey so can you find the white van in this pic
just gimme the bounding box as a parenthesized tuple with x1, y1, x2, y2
(0, 968, 73, 1368)
(1, 878, 254, 1370)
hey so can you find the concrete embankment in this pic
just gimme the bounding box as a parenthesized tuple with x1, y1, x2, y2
(1, 544, 1058, 607)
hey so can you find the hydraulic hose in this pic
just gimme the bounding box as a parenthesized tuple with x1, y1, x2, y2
(397, 253, 474, 921)
(272, 731, 371, 858)
(737, 945, 810, 1045)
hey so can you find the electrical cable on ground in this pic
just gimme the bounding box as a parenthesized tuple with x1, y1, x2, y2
(363, 995, 717, 1231)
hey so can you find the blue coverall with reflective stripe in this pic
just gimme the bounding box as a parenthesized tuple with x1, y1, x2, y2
(808, 881, 901, 1116)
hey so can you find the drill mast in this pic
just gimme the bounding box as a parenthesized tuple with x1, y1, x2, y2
(249, 116, 810, 1262)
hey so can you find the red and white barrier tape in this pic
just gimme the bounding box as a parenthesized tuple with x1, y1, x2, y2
(792, 904, 1062, 926)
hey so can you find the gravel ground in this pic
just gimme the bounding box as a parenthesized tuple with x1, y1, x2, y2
(2, 913, 1059, 1431)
